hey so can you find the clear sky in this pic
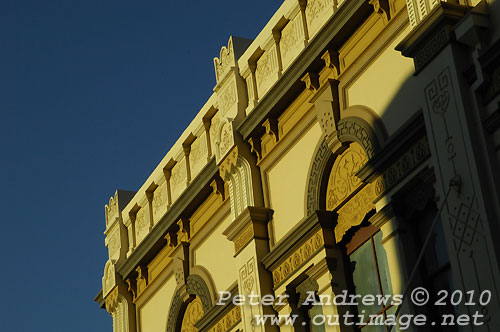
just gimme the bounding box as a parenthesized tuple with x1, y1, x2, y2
(0, 1, 281, 331)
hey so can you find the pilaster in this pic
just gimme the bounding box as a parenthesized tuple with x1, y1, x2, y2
(397, 2, 500, 329)
(223, 206, 278, 332)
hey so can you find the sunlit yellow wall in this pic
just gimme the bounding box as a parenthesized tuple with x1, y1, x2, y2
(138, 275, 176, 332)
(347, 26, 415, 135)
(193, 212, 237, 292)
(266, 122, 323, 243)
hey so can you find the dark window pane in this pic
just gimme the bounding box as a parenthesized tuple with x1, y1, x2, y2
(374, 231, 394, 297)
(350, 239, 382, 316)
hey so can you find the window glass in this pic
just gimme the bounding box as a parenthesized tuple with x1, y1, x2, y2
(350, 238, 382, 317)
(309, 304, 326, 332)
(374, 231, 394, 297)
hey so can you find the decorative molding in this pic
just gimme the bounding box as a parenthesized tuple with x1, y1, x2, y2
(206, 306, 241, 332)
(239, 258, 256, 295)
(118, 158, 218, 279)
(136, 265, 148, 287)
(166, 291, 186, 332)
(218, 146, 238, 181)
(321, 49, 340, 77)
(248, 135, 262, 161)
(337, 117, 380, 159)
(369, 0, 390, 23)
(272, 229, 324, 286)
(223, 206, 273, 255)
(234, 225, 255, 254)
(296, 277, 320, 308)
(186, 274, 213, 312)
(306, 140, 334, 216)
(378, 136, 430, 194)
(237, 0, 368, 140)
(210, 176, 225, 202)
(356, 110, 426, 182)
(263, 118, 279, 143)
(180, 297, 204, 332)
(335, 183, 376, 242)
(301, 72, 320, 92)
(177, 217, 190, 240)
(396, 2, 468, 72)
(262, 210, 336, 286)
(325, 142, 367, 211)
(166, 274, 214, 332)
(195, 283, 239, 332)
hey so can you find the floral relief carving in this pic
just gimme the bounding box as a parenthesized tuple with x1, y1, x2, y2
(207, 306, 241, 332)
(280, 17, 302, 69)
(171, 159, 187, 200)
(306, 0, 334, 35)
(180, 297, 204, 332)
(189, 136, 207, 178)
(210, 115, 220, 156)
(256, 50, 277, 96)
(335, 183, 376, 242)
(135, 208, 148, 239)
(272, 230, 324, 285)
(218, 122, 234, 159)
(219, 81, 237, 115)
(326, 142, 368, 211)
(108, 229, 120, 257)
(381, 137, 430, 191)
(152, 183, 165, 217)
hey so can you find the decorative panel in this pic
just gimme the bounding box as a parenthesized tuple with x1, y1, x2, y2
(152, 181, 167, 223)
(326, 142, 368, 211)
(170, 158, 187, 202)
(209, 114, 220, 159)
(180, 297, 204, 332)
(135, 207, 148, 244)
(256, 48, 279, 98)
(306, 0, 336, 39)
(280, 15, 304, 70)
(189, 134, 208, 180)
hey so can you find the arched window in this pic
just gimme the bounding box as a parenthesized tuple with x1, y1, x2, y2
(324, 141, 393, 329)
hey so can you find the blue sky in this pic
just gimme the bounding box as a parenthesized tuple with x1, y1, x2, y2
(0, 1, 281, 331)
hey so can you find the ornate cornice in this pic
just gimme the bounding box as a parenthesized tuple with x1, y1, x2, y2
(118, 158, 218, 279)
(223, 206, 273, 255)
(237, 0, 371, 140)
(262, 210, 336, 286)
(395, 2, 468, 73)
(195, 283, 240, 332)
(356, 110, 426, 183)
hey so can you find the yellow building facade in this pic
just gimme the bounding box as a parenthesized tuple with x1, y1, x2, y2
(95, 0, 500, 331)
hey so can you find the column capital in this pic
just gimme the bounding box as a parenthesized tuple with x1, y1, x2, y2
(223, 206, 273, 255)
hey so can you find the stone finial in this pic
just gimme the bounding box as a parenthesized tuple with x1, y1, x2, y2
(214, 36, 253, 84)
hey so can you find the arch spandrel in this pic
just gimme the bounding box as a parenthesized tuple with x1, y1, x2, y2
(324, 142, 378, 243)
(180, 297, 204, 332)
(325, 142, 367, 211)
